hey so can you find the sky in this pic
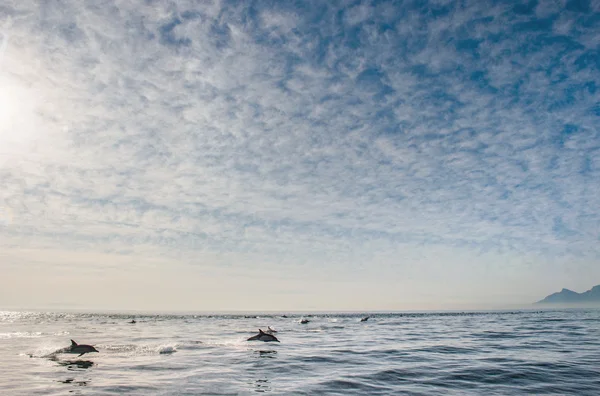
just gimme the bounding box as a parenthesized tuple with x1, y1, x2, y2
(0, 0, 599, 312)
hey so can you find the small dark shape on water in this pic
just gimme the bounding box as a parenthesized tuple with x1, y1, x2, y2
(257, 350, 277, 359)
(58, 378, 88, 386)
(300, 319, 310, 324)
(258, 350, 277, 355)
(361, 316, 370, 322)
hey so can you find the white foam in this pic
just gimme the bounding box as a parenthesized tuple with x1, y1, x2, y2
(158, 346, 176, 354)
(97, 343, 180, 355)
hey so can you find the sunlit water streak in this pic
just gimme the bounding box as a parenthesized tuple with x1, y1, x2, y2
(1, 310, 599, 395)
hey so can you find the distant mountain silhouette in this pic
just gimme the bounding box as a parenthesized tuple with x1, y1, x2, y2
(537, 285, 600, 304)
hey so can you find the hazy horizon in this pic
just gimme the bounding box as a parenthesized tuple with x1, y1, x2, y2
(1, 1, 599, 312)
(3, 297, 600, 314)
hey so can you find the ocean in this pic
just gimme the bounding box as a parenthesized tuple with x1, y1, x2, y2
(1, 309, 599, 395)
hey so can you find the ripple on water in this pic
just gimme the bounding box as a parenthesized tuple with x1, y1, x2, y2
(1, 309, 599, 394)
(314, 379, 395, 395)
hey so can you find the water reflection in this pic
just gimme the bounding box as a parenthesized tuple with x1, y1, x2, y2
(254, 378, 271, 393)
(256, 350, 277, 359)
(54, 358, 93, 393)
(53, 358, 95, 370)
(58, 378, 88, 386)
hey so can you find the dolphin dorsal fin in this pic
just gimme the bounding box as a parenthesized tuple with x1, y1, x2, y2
(71, 339, 78, 346)
(259, 329, 264, 334)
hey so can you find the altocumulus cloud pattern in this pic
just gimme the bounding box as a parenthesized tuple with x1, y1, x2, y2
(0, 0, 599, 274)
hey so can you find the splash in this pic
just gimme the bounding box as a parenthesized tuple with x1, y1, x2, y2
(158, 346, 176, 354)
(96, 343, 180, 356)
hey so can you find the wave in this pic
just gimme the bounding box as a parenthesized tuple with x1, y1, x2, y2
(313, 379, 394, 394)
(410, 345, 479, 355)
(5, 308, 600, 395)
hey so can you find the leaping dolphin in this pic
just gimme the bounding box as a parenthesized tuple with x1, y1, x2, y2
(247, 329, 280, 342)
(66, 340, 99, 357)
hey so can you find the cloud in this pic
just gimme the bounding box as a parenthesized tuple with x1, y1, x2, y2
(0, 0, 599, 308)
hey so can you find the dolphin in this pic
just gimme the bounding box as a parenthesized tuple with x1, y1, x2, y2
(360, 316, 370, 322)
(300, 319, 310, 324)
(66, 340, 99, 357)
(247, 329, 280, 342)
(266, 326, 277, 334)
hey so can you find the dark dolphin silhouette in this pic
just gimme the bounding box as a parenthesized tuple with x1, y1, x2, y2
(66, 340, 99, 357)
(247, 329, 280, 342)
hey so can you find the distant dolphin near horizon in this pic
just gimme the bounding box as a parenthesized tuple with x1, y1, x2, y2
(64, 340, 99, 357)
(361, 316, 370, 322)
(247, 329, 280, 342)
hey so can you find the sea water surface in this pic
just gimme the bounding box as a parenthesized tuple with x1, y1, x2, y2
(1, 309, 599, 395)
